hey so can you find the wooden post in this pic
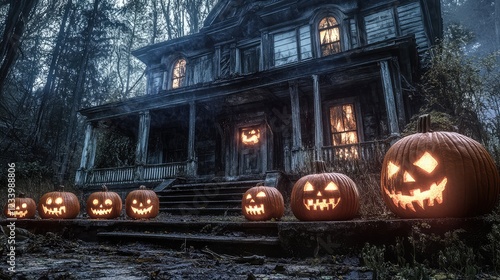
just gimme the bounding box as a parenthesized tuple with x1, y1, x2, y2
(76, 121, 96, 185)
(312, 74, 323, 160)
(135, 111, 150, 181)
(187, 101, 197, 176)
(289, 80, 304, 170)
(380, 60, 400, 136)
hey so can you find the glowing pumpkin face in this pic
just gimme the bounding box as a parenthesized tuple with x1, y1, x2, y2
(125, 185, 159, 219)
(381, 114, 500, 218)
(3, 194, 36, 219)
(242, 186, 284, 221)
(241, 128, 260, 145)
(291, 165, 360, 221)
(86, 186, 122, 219)
(38, 187, 80, 219)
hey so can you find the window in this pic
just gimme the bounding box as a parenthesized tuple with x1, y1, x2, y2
(273, 25, 312, 67)
(329, 103, 359, 158)
(319, 17, 341, 56)
(171, 59, 186, 89)
(241, 45, 260, 74)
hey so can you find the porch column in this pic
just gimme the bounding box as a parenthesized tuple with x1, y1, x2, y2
(380, 60, 400, 136)
(76, 121, 96, 185)
(135, 110, 150, 180)
(312, 74, 323, 160)
(187, 101, 197, 176)
(289, 80, 304, 171)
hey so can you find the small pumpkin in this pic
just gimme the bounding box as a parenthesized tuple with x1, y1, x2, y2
(291, 161, 360, 221)
(3, 193, 36, 219)
(86, 185, 122, 219)
(242, 185, 284, 221)
(125, 185, 159, 219)
(38, 186, 80, 219)
(381, 114, 500, 218)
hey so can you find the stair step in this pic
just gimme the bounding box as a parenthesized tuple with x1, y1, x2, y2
(169, 180, 263, 189)
(158, 186, 252, 195)
(160, 199, 241, 205)
(97, 231, 279, 246)
(160, 207, 242, 215)
(158, 193, 245, 199)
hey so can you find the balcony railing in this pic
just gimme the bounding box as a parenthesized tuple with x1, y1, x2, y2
(76, 162, 187, 187)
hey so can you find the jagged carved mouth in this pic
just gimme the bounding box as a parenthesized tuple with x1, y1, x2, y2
(303, 198, 341, 211)
(245, 204, 265, 215)
(385, 178, 447, 212)
(91, 207, 113, 216)
(131, 205, 153, 215)
(8, 210, 28, 218)
(42, 205, 66, 216)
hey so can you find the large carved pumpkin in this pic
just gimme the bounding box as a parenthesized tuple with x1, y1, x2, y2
(242, 185, 284, 221)
(86, 185, 122, 219)
(125, 185, 159, 219)
(291, 161, 360, 221)
(38, 186, 81, 219)
(3, 193, 36, 219)
(381, 114, 500, 218)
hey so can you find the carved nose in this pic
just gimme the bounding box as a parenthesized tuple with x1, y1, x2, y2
(317, 191, 322, 197)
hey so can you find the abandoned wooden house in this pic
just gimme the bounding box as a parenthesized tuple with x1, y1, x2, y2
(75, 0, 442, 214)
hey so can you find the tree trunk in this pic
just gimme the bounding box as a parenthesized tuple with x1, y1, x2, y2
(32, 0, 73, 146)
(496, 0, 500, 50)
(0, 0, 39, 94)
(58, 0, 100, 184)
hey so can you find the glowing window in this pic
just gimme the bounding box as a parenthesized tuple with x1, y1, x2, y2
(319, 17, 341, 56)
(329, 103, 359, 159)
(172, 59, 186, 89)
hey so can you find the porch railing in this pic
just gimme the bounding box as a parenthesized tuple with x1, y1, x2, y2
(77, 162, 187, 186)
(287, 140, 390, 173)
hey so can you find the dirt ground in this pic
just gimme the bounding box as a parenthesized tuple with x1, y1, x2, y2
(0, 230, 373, 280)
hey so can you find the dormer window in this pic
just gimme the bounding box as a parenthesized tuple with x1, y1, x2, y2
(172, 58, 186, 89)
(319, 17, 341, 56)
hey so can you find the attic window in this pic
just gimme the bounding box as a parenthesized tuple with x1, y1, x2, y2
(319, 17, 341, 56)
(172, 59, 186, 89)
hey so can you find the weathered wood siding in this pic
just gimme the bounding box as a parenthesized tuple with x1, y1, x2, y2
(365, 9, 396, 44)
(349, 18, 359, 48)
(189, 54, 214, 85)
(397, 2, 429, 55)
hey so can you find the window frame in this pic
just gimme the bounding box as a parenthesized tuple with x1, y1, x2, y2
(271, 25, 312, 67)
(318, 16, 342, 57)
(170, 58, 187, 90)
(323, 98, 363, 147)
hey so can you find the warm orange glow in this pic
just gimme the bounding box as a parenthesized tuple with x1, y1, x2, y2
(242, 129, 260, 145)
(387, 162, 400, 178)
(404, 171, 416, 183)
(256, 191, 266, 198)
(385, 177, 447, 212)
(414, 152, 438, 173)
(172, 59, 186, 89)
(304, 182, 314, 192)
(325, 182, 339, 191)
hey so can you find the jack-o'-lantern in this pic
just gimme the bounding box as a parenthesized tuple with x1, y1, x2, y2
(38, 186, 80, 219)
(125, 185, 159, 219)
(242, 128, 260, 145)
(381, 114, 500, 218)
(242, 185, 284, 221)
(291, 161, 360, 221)
(3, 193, 36, 219)
(86, 185, 122, 219)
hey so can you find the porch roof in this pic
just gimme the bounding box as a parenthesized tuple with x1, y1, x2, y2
(80, 35, 418, 122)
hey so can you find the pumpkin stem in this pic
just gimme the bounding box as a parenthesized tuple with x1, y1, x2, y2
(18, 192, 25, 198)
(312, 161, 328, 174)
(101, 185, 108, 192)
(139, 185, 147, 190)
(417, 114, 432, 133)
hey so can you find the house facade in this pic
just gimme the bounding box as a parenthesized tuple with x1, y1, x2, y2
(75, 0, 442, 190)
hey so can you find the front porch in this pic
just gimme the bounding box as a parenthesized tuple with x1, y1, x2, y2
(76, 140, 390, 188)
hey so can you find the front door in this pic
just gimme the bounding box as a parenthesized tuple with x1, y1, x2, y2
(238, 125, 266, 175)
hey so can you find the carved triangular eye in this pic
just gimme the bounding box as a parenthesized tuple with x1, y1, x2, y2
(414, 152, 438, 173)
(387, 161, 400, 178)
(256, 191, 267, 198)
(304, 182, 314, 192)
(246, 194, 252, 200)
(325, 182, 339, 191)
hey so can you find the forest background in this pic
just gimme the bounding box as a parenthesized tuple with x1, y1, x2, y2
(0, 0, 498, 194)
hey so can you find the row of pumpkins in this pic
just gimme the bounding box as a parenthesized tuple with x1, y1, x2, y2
(5, 115, 500, 221)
